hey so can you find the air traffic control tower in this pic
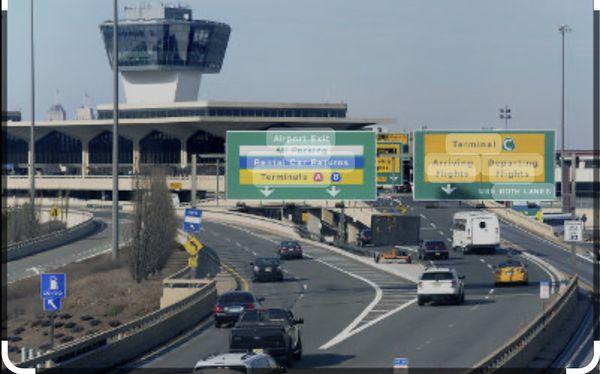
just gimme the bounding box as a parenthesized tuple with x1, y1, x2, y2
(100, 5, 231, 104)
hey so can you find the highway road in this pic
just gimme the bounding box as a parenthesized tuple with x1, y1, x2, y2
(138, 207, 560, 370)
(6, 210, 133, 284)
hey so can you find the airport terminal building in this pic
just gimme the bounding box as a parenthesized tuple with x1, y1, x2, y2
(3, 5, 379, 199)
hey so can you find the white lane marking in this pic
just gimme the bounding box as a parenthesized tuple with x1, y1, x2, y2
(489, 289, 495, 294)
(235, 242, 242, 247)
(303, 284, 308, 290)
(520, 252, 560, 289)
(318, 259, 383, 350)
(439, 230, 445, 236)
(485, 296, 490, 300)
(479, 259, 486, 263)
(470, 305, 480, 311)
(430, 222, 437, 229)
(420, 214, 427, 220)
(428, 260, 434, 267)
(252, 251, 257, 256)
(487, 264, 493, 270)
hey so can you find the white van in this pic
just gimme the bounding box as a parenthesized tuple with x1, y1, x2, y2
(452, 212, 500, 254)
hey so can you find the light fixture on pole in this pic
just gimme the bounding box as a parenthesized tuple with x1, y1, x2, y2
(558, 24, 571, 213)
(499, 106, 512, 129)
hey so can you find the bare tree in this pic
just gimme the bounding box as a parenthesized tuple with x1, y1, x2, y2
(128, 167, 177, 282)
(4, 203, 41, 244)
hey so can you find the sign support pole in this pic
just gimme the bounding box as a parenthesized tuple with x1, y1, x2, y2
(216, 158, 220, 206)
(191, 154, 197, 208)
(49, 311, 55, 349)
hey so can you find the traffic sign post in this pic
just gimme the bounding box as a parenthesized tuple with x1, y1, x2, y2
(564, 220, 583, 277)
(40, 274, 66, 349)
(413, 130, 556, 201)
(226, 130, 377, 200)
(183, 208, 202, 233)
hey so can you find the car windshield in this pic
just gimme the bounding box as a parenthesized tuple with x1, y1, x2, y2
(219, 293, 254, 303)
(256, 258, 280, 266)
(240, 309, 290, 323)
(281, 241, 299, 248)
(425, 241, 447, 251)
(421, 272, 454, 281)
(194, 366, 247, 373)
(499, 261, 523, 268)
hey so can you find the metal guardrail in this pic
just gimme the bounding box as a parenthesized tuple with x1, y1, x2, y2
(468, 275, 579, 373)
(18, 279, 216, 369)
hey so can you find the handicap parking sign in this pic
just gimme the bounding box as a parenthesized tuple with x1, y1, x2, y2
(43, 298, 62, 312)
(40, 273, 67, 299)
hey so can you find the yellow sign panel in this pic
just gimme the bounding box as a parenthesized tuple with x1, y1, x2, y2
(240, 169, 364, 185)
(301, 212, 308, 223)
(424, 133, 547, 184)
(377, 157, 400, 174)
(377, 133, 408, 144)
(188, 255, 198, 268)
(169, 182, 182, 191)
(183, 236, 204, 256)
(50, 207, 60, 218)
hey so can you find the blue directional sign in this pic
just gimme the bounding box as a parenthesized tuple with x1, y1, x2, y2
(40, 273, 67, 299)
(43, 298, 62, 312)
(183, 208, 203, 233)
(393, 357, 409, 368)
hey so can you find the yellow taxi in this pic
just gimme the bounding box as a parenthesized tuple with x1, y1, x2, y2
(493, 259, 528, 286)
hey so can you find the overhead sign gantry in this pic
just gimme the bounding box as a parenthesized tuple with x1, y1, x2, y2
(226, 130, 376, 200)
(413, 130, 556, 201)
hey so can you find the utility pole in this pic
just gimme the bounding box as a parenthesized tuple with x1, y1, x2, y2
(559, 25, 571, 213)
(29, 0, 36, 214)
(111, 0, 120, 260)
(216, 158, 220, 206)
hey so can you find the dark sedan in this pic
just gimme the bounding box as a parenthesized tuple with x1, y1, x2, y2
(278, 240, 303, 259)
(252, 258, 284, 282)
(213, 291, 263, 328)
(418, 240, 450, 260)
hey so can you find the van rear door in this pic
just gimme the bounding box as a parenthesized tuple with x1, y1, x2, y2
(472, 217, 497, 246)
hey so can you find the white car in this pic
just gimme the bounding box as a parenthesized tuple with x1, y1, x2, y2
(194, 352, 284, 373)
(417, 267, 465, 306)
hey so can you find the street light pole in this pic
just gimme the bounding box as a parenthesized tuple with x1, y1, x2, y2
(499, 105, 512, 129)
(559, 25, 571, 213)
(29, 0, 35, 213)
(112, 0, 120, 260)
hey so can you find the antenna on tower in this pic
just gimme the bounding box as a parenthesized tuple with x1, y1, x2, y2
(54, 89, 60, 105)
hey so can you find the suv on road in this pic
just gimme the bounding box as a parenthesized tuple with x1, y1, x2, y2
(214, 291, 264, 328)
(357, 229, 373, 247)
(417, 267, 465, 306)
(418, 240, 450, 260)
(193, 352, 284, 373)
(230, 308, 303, 367)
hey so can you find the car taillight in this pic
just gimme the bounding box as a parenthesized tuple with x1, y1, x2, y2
(245, 303, 255, 310)
(214, 304, 223, 313)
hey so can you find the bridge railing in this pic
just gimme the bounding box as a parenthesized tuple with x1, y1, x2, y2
(469, 275, 579, 372)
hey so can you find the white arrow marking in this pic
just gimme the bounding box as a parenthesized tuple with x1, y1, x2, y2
(47, 299, 57, 309)
(441, 184, 456, 195)
(260, 186, 274, 197)
(390, 176, 399, 181)
(327, 186, 341, 198)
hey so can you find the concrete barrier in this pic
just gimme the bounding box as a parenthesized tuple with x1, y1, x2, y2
(6, 210, 96, 261)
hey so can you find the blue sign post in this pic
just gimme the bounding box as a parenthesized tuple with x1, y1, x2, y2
(40, 273, 67, 299)
(183, 208, 202, 233)
(40, 273, 67, 349)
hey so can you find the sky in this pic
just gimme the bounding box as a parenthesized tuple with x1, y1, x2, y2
(6, 0, 595, 148)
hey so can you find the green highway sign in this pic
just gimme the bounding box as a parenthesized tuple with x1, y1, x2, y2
(226, 130, 376, 200)
(413, 130, 556, 201)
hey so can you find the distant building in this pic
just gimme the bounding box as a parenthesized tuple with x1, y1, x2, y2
(47, 104, 67, 121)
(75, 106, 95, 120)
(2, 111, 21, 122)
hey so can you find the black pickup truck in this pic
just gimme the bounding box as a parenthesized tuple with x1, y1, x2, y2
(229, 308, 303, 366)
